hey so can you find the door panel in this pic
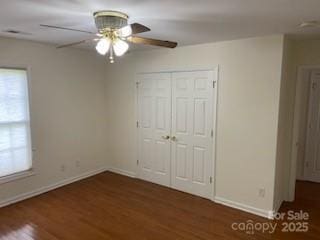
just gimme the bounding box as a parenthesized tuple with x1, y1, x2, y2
(156, 97, 166, 130)
(138, 73, 171, 187)
(194, 99, 207, 136)
(176, 143, 188, 179)
(193, 146, 205, 183)
(154, 140, 166, 173)
(304, 70, 320, 183)
(176, 98, 188, 133)
(171, 71, 214, 199)
(141, 138, 152, 171)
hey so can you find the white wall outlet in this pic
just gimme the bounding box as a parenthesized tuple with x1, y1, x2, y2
(75, 160, 80, 168)
(258, 188, 265, 198)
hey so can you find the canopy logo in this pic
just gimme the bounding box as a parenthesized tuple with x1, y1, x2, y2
(231, 220, 277, 235)
(231, 210, 309, 235)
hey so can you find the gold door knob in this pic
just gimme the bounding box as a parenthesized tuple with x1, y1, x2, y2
(171, 136, 177, 141)
(162, 135, 170, 140)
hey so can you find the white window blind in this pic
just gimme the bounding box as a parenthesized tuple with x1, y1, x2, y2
(0, 68, 32, 178)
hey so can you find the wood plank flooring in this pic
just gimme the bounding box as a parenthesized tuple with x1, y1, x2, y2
(0, 172, 319, 239)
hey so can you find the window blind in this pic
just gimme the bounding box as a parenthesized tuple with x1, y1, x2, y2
(0, 68, 32, 178)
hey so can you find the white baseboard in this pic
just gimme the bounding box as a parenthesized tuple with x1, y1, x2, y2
(108, 167, 137, 178)
(214, 196, 274, 219)
(0, 166, 109, 208)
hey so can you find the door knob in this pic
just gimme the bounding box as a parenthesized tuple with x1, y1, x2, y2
(162, 135, 170, 140)
(171, 136, 177, 141)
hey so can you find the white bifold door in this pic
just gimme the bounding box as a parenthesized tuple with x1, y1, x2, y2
(304, 70, 320, 183)
(138, 73, 172, 187)
(138, 70, 216, 199)
(171, 71, 214, 198)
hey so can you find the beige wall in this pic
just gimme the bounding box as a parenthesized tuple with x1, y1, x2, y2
(0, 37, 109, 204)
(105, 35, 285, 212)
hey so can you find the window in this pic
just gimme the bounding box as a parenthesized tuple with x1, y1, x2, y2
(0, 68, 32, 178)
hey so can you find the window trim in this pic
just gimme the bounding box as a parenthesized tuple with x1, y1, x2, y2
(0, 66, 34, 184)
(0, 169, 35, 184)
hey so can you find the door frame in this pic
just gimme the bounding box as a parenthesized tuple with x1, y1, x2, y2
(289, 65, 320, 201)
(135, 67, 219, 201)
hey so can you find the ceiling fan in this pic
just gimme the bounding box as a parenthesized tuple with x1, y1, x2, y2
(40, 10, 178, 63)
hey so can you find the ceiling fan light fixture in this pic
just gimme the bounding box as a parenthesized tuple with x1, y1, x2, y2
(118, 25, 132, 37)
(113, 39, 129, 56)
(45, 10, 177, 63)
(96, 38, 111, 55)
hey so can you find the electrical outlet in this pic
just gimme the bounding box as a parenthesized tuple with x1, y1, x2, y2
(75, 160, 80, 168)
(258, 188, 265, 198)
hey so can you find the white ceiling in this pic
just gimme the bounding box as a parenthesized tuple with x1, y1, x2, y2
(0, 0, 320, 50)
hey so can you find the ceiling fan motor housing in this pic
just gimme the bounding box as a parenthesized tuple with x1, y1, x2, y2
(94, 11, 128, 31)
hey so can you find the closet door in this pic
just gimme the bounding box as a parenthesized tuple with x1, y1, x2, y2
(138, 73, 171, 187)
(171, 71, 214, 199)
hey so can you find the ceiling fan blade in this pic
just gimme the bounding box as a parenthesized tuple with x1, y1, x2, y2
(40, 24, 95, 34)
(56, 39, 93, 49)
(130, 23, 151, 34)
(127, 36, 177, 48)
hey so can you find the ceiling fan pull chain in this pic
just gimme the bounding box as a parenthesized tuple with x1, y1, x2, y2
(109, 47, 114, 63)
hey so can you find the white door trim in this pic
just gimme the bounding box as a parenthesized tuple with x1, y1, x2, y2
(211, 67, 219, 201)
(135, 67, 219, 201)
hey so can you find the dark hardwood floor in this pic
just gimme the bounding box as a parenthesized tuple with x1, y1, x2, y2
(0, 172, 319, 239)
